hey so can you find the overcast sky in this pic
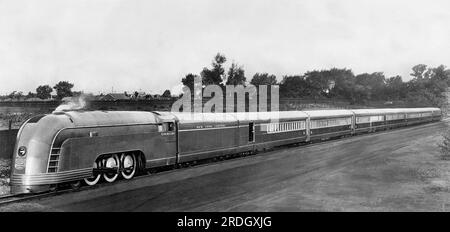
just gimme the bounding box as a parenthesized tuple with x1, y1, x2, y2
(0, 0, 449, 95)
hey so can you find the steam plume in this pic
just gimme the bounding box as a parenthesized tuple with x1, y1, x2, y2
(53, 95, 87, 113)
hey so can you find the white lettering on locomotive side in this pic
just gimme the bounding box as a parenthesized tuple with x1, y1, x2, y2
(160, 132, 175, 136)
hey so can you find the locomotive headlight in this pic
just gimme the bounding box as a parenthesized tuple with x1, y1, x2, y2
(18, 146, 27, 156)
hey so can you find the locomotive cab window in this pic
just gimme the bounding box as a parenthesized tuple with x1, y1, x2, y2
(167, 122, 175, 131)
(158, 122, 175, 132)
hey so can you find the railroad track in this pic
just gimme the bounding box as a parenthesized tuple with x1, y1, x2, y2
(0, 192, 59, 206)
(0, 119, 447, 207)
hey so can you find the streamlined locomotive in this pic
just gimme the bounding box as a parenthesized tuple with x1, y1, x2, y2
(10, 108, 442, 194)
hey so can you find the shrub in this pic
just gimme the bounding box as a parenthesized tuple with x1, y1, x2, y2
(439, 130, 450, 160)
(0, 159, 11, 186)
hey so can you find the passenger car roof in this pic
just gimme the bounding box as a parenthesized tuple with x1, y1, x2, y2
(303, 110, 354, 118)
(170, 111, 310, 124)
(233, 111, 309, 121)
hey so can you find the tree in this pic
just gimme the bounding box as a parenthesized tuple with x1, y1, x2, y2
(354, 72, 386, 101)
(8, 91, 23, 100)
(405, 65, 450, 107)
(225, 62, 246, 86)
(410, 64, 428, 79)
(26, 91, 36, 98)
(36, 85, 53, 99)
(201, 53, 227, 86)
(429, 65, 450, 83)
(385, 76, 407, 100)
(279, 75, 310, 98)
(162, 90, 171, 97)
(250, 73, 277, 86)
(304, 70, 332, 98)
(325, 68, 355, 101)
(53, 81, 74, 100)
(352, 84, 369, 103)
(181, 73, 198, 92)
(72, 91, 82, 97)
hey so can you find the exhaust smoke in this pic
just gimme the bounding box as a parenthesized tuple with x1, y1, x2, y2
(53, 96, 87, 113)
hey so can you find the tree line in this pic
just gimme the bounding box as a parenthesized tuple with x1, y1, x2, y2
(5, 82, 173, 101)
(4, 53, 449, 107)
(180, 53, 450, 107)
(5, 81, 75, 100)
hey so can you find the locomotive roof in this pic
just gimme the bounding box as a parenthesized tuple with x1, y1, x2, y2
(59, 111, 160, 127)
